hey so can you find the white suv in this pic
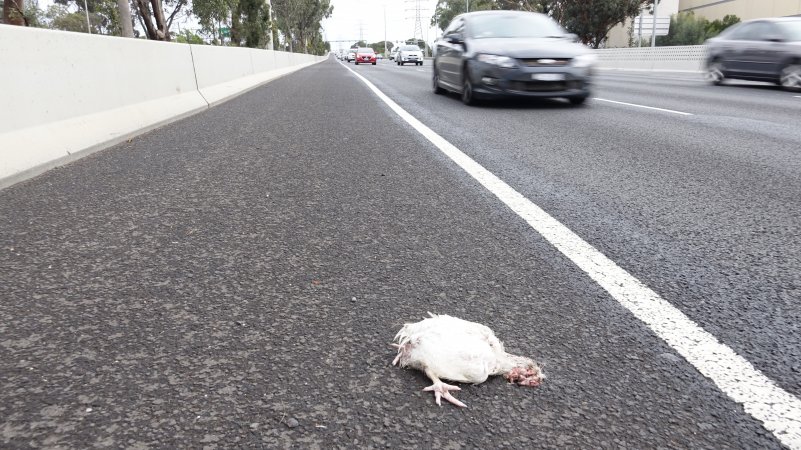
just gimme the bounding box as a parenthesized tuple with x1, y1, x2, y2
(396, 45, 424, 66)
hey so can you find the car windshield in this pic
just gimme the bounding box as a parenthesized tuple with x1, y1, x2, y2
(778, 20, 801, 41)
(401, 46, 420, 51)
(468, 13, 565, 39)
(358, 48, 374, 53)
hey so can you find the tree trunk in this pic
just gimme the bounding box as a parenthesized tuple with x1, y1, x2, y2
(149, 0, 169, 40)
(134, 0, 159, 40)
(3, 0, 27, 26)
(118, 0, 134, 37)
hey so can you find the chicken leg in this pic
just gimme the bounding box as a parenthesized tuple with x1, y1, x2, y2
(423, 369, 466, 408)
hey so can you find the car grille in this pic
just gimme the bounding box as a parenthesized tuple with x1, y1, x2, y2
(507, 80, 582, 92)
(519, 58, 571, 67)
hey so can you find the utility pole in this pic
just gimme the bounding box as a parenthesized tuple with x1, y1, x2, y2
(637, 4, 643, 47)
(83, 0, 92, 33)
(651, 0, 659, 47)
(267, 0, 274, 50)
(117, 0, 134, 37)
(466, 0, 468, 13)
(384, 4, 388, 56)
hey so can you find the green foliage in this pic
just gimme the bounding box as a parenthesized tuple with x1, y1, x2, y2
(175, 28, 206, 44)
(430, 0, 496, 31)
(234, 0, 271, 47)
(369, 41, 392, 54)
(706, 14, 740, 38)
(272, 0, 332, 54)
(549, 0, 646, 49)
(191, 0, 230, 38)
(192, 0, 270, 47)
(431, 0, 646, 49)
(655, 12, 740, 46)
(52, 0, 121, 35)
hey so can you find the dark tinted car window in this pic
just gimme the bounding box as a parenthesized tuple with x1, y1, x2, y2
(444, 17, 463, 35)
(729, 22, 780, 41)
(467, 13, 564, 39)
(778, 20, 801, 41)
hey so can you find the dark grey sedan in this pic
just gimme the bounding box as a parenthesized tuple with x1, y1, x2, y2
(432, 11, 596, 106)
(705, 17, 801, 91)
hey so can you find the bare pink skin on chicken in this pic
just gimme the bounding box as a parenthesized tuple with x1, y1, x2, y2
(504, 366, 542, 387)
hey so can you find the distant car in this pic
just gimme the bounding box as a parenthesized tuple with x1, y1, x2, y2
(705, 17, 801, 91)
(355, 47, 377, 65)
(397, 45, 424, 66)
(347, 51, 356, 62)
(433, 10, 595, 105)
(389, 48, 399, 60)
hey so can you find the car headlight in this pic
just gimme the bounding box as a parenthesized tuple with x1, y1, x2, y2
(572, 53, 597, 68)
(477, 54, 518, 68)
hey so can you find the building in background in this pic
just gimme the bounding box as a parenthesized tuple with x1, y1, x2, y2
(606, 0, 801, 48)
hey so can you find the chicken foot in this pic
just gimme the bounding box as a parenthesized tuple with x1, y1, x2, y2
(423, 369, 467, 408)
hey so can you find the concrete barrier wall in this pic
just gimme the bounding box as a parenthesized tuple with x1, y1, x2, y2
(0, 24, 325, 189)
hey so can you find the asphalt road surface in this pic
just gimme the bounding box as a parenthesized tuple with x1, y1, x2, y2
(2, 56, 800, 448)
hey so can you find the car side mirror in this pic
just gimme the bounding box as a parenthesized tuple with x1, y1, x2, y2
(445, 33, 463, 44)
(765, 34, 784, 43)
(565, 33, 579, 42)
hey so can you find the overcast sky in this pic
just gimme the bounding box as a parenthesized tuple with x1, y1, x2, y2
(322, 0, 442, 51)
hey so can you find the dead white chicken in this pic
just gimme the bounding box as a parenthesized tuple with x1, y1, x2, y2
(392, 313, 543, 407)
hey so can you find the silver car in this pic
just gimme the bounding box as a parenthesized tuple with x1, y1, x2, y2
(705, 17, 801, 91)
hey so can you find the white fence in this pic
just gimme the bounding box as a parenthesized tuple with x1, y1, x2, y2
(0, 25, 325, 189)
(596, 45, 708, 72)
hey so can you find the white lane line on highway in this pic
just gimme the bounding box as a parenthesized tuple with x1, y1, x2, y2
(593, 98, 694, 116)
(795, 95, 801, 98)
(339, 60, 801, 449)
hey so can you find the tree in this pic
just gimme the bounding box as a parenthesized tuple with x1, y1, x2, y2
(655, 12, 739, 46)
(175, 28, 205, 43)
(369, 41, 391, 55)
(3, 0, 28, 25)
(706, 14, 740, 38)
(431, 0, 494, 31)
(190, 0, 228, 42)
(50, 0, 123, 35)
(272, 0, 332, 54)
(194, 0, 271, 48)
(132, 0, 187, 40)
(654, 11, 706, 46)
(548, 0, 646, 48)
(231, 0, 271, 47)
(431, 0, 649, 49)
(432, 0, 549, 31)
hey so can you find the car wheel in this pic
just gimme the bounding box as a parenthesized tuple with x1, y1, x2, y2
(780, 63, 801, 92)
(372, 62, 376, 65)
(355, 61, 359, 65)
(705, 61, 725, 86)
(462, 69, 476, 106)
(420, 61, 423, 66)
(569, 96, 587, 106)
(433, 69, 445, 95)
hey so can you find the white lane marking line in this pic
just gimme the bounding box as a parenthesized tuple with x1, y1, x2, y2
(795, 95, 801, 98)
(593, 98, 694, 116)
(338, 60, 801, 449)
